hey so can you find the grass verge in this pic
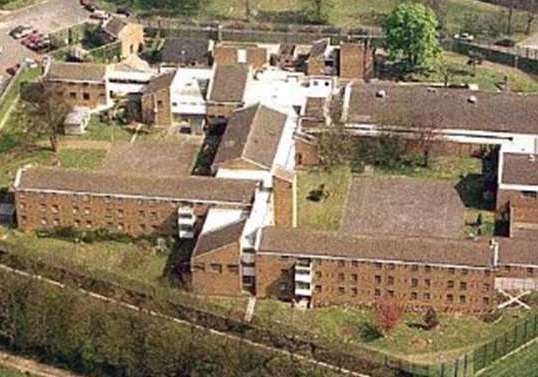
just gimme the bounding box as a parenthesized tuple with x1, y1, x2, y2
(479, 339, 538, 377)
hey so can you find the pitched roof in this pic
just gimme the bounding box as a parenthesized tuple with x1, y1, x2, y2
(259, 227, 494, 268)
(213, 104, 287, 169)
(160, 37, 210, 65)
(208, 64, 249, 103)
(46, 62, 107, 82)
(310, 38, 329, 57)
(497, 238, 538, 266)
(103, 17, 127, 37)
(192, 220, 245, 258)
(341, 177, 465, 239)
(502, 153, 538, 186)
(346, 82, 538, 134)
(144, 72, 175, 94)
(303, 97, 325, 119)
(15, 167, 256, 205)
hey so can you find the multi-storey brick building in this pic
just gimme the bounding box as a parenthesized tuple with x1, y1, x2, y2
(207, 64, 251, 121)
(13, 166, 257, 237)
(102, 18, 145, 59)
(256, 227, 498, 314)
(44, 62, 111, 110)
(141, 72, 175, 127)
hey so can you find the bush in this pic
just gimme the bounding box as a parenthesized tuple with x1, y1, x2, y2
(374, 299, 405, 335)
(424, 307, 440, 330)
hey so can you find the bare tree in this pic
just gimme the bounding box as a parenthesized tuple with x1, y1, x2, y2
(23, 83, 71, 153)
(524, 0, 538, 35)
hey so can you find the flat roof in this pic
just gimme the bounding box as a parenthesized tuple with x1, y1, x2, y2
(16, 167, 257, 205)
(502, 153, 538, 186)
(102, 140, 202, 177)
(346, 82, 538, 135)
(341, 176, 465, 238)
(259, 227, 494, 268)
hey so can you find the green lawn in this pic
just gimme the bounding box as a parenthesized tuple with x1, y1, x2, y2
(81, 116, 133, 142)
(0, 366, 29, 377)
(480, 340, 538, 377)
(0, 68, 41, 129)
(407, 52, 538, 93)
(296, 166, 352, 231)
(254, 299, 535, 364)
(58, 148, 108, 170)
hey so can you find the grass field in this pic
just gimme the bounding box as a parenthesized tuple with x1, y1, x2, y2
(0, 367, 29, 377)
(480, 340, 538, 377)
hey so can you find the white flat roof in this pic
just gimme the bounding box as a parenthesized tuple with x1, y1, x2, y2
(201, 207, 246, 235)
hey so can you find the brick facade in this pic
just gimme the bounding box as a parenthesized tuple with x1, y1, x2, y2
(47, 81, 108, 109)
(15, 190, 213, 237)
(339, 42, 374, 80)
(295, 137, 320, 166)
(256, 253, 496, 314)
(191, 242, 243, 296)
(141, 87, 172, 127)
(116, 23, 145, 58)
(273, 176, 293, 227)
(307, 55, 325, 76)
(207, 102, 242, 120)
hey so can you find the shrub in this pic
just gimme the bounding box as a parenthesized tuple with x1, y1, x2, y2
(423, 307, 440, 330)
(374, 299, 405, 335)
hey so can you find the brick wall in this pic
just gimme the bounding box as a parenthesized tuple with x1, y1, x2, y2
(14, 190, 219, 237)
(207, 102, 242, 120)
(307, 56, 325, 76)
(191, 242, 243, 296)
(47, 81, 107, 109)
(273, 176, 293, 227)
(256, 253, 497, 314)
(141, 88, 172, 127)
(295, 138, 320, 166)
(117, 23, 145, 58)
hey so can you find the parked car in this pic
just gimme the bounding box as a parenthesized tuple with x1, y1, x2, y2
(9, 25, 32, 39)
(454, 33, 475, 42)
(6, 64, 20, 76)
(90, 9, 109, 20)
(116, 7, 132, 17)
(495, 38, 516, 48)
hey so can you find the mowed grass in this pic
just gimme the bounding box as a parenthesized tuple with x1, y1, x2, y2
(296, 166, 352, 231)
(408, 52, 538, 93)
(254, 299, 535, 363)
(0, 366, 30, 377)
(480, 340, 538, 377)
(58, 148, 108, 170)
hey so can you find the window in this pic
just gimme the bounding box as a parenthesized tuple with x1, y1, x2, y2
(74, 220, 81, 228)
(522, 191, 538, 198)
(69, 92, 76, 99)
(157, 100, 163, 108)
(338, 273, 345, 282)
(460, 282, 467, 290)
(411, 265, 419, 272)
(227, 265, 239, 274)
(338, 287, 345, 295)
(447, 280, 454, 289)
(117, 209, 124, 218)
(505, 266, 511, 272)
(352, 261, 359, 267)
(351, 273, 358, 282)
(528, 267, 535, 275)
(338, 260, 345, 267)
(139, 210, 145, 217)
(117, 223, 124, 231)
(411, 278, 418, 287)
(449, 268, 455, 274)
(387, 290, 395, 297)
(374, 275, 382, 284)
(461, 269, 469, 275)
(459, 295, 466, 304)
(82, 92, 90, 100)
(447, 294, 454, 303)
(423, 293, 431, 300)
(315, 285, 322, 293)
(387, 276, 394, 285)
(424, 266, 431, 273)
(351, 287, 358, 296)
(51, 204, 59, 213)
(84, 207, 91, 215)
(387, 263, 395, 270)
(374, 289, 381, 297)
(53, 219, 60, 226)
(483, 297, 490, 305)
(40, 203, 47, 211)
(411, 292, 418, 300)
(315, 271, 322, 279)
(279, 282, 288, 292)
(281, 269, 288, 275)
(424, 279, 431, 288)
(140, 224, 146, 231)
(484, 283, 490, 291)
(193, 263, 205, 272)
(86, 220, 92, 228)
(151, 211, 158, 219)
(374, 262, 382, 269)
(279, 256, 289, 261)
(210, 264, 222, 273)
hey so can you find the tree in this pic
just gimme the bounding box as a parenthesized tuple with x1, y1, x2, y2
(23, 83, 71, 153)
(419, 0, 448, 29)
(300, 0, 333, 24)
(524, 0, 538, 35)
(374, 299, 405, 335)
(423, 307, 440, 330)
(384, 2, 442, 70)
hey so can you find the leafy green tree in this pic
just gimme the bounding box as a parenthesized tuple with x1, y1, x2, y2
(300, 0, 333, 24)
(384, 2, 441, 70)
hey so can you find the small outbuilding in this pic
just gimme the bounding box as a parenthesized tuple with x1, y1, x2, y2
(64, 107, 91, 135)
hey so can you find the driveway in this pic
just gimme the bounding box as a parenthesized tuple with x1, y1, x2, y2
(0, 0, 89, 74)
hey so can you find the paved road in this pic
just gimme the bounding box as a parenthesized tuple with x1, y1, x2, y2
(0, 0, 89, 74)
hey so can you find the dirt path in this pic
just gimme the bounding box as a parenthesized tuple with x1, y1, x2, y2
(0, 350, 83, 377)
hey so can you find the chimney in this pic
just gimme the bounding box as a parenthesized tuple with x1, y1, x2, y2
(490, 239, 499, 268)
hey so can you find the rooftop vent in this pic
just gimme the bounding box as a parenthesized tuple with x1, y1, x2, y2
(375, 89, 386, 98)
(467, 95, 477, 104)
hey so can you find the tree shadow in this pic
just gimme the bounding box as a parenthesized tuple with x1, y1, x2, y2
(162, 238, 195, 288)
(455, 173, 493, 211)
(357, 322, 383, 342)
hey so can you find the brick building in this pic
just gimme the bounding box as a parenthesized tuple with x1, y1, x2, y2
(44, 62, 111, 110)
(102, 18, 145, 59)
(207, 64, 251, 121)
(306, 38, 334, 76)
(338, 41, 374, 80)
(141, 72, 175, 127)
(256, 227, 498, 314)
(213, 44, 267, 70)
(13, 167, 256, 237)
(159, 37, 212, 68)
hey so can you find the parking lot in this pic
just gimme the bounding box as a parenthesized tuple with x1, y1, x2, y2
(0, 0, 89, 74)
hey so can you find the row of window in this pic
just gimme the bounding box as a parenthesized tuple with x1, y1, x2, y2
(193, 263, 239, 274)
